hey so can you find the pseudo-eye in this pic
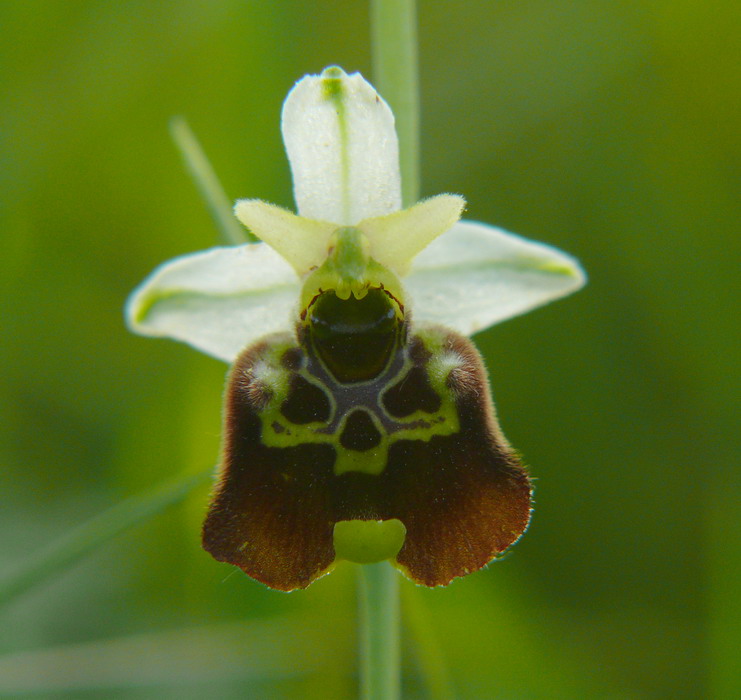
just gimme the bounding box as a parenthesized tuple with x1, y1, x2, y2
(126, 67, 585, 591)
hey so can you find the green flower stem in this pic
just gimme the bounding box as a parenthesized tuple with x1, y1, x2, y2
(357, 562, 401, 700)
(358, 3, 419, 698)
(169, 116, 253, 245)
(402, 585, 456, 700)
(371, 0, 420, 207)
(0, 468, 212, 608)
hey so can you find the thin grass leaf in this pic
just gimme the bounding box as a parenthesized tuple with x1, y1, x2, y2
(170, 116, 253, 245)
(0, 468, 213, 608)
(0, 610, 353, 694)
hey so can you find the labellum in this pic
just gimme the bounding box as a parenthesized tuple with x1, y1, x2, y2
(202, 227, 532, 591)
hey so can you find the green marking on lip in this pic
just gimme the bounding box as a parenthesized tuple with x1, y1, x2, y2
(333, 518, 406, 563)
(251, 329, 462, 477)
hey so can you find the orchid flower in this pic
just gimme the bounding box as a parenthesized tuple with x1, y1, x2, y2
(126, 66, 584, 591)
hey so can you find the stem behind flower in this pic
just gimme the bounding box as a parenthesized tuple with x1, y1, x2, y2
(357, 562, 401, 700)
(359, 2, 420, 699)
(371, 0, 420, 207)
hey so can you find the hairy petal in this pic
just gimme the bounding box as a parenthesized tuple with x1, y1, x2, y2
(358, 194, 465, 276)
(233, 199, 336, 276)
(282, 66, 402, 225)
(126, 245, 300, 362)
(405, 220, 586, 334)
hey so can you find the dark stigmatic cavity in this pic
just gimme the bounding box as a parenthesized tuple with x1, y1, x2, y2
(306, 289, 400, 383)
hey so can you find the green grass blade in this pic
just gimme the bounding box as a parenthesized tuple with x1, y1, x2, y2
(0, 468, 213, 608)
(170, 116, 253, 245)
(0, 610, 354, 694)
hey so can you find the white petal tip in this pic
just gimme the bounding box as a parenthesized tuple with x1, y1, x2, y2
(321, 65, 346, 78)
(405, 220, 587, 334)
(282, 67, 402, 223)
(541, 253, 588, 289)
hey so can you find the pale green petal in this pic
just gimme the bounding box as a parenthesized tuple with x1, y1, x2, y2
(126, 245, 300, 362)
(358, 194, 465, 275)
(233, 199, 336, 275)
(405, 220, 586, 334)
(281, 66, 402, 225)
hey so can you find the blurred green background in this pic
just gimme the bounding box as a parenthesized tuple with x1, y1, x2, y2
(1, 1, 739, 698)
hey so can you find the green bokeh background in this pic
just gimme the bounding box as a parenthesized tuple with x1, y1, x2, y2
(1, 1, 739, 698)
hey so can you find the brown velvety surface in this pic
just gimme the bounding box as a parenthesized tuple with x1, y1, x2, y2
(202, 328, 531, 590)
(385, 331, 531, 585)
(202, 337, 337, 591)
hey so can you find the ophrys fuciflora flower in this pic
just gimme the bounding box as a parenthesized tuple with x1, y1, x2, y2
(127, 66, 585, 591)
